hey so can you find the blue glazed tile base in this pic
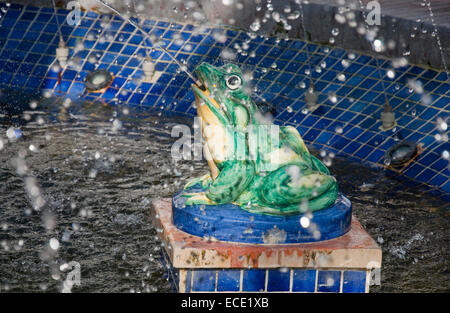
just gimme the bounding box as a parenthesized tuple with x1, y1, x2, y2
(153, 197, 377, 293)
(343, 270, 367, 293)
(172, 186, 352, 244)
(172, 267, 368, 293)
(242, 269, 266, 292)
(292, 269, 316, 292)
(317, 270, 341, 292)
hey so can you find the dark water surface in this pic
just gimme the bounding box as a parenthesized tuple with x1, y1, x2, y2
(0, 97, 448, 292)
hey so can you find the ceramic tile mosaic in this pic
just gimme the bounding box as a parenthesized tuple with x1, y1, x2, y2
(169, 268, 369, 293)
(153, 198, 377, 293)
(0, 3, 448, 200)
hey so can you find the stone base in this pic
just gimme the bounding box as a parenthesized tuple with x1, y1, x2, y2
(152, 199, 382, 293)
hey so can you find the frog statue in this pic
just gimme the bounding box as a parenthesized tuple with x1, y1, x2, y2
(182, 63, 338, 215)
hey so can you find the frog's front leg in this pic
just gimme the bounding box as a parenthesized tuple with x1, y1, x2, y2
(185, 161, 255, 205)
(183, 191, 215, 205)
(184, 173, 212, 190)
(206, 160, 255, 204)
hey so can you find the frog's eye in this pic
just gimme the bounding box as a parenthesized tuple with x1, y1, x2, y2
(225, 75, 242, 90)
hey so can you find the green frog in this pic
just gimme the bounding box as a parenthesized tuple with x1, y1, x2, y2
(183, 62, 338, 215)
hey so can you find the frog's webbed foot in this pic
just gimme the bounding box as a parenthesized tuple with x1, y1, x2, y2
(206, 161, 255, 204)
(184, 174, 212, 190)
(183, 192, 215, 205)
(258, 164, 338, 212)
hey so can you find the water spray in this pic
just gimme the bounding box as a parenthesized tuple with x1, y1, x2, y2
(298, 0, 319, 111)
(380, 99, 396, 131)
(93, 0, 202, 87)
(52, 0, 69, 68)
(305, 80, 319, 112)
(142, 55, 162, 83)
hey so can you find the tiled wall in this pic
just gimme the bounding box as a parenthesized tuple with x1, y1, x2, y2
(0, 3, 448, 200)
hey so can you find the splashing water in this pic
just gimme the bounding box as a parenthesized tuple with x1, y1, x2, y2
(0, 96, 448, 292)
(93, 0, 202, 87)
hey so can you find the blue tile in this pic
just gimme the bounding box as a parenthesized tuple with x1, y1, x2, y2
(69, 82, 85, 95)
(26, 77, 42, 89)
(185, 270, 192, 292)
(11, 75, 28, 87)
(217, 270, 240, 292)
(342, 271, 366, 293)
(415, 169, 437, 183)
(317, 270, 341, 292)
(304, 129, 321, 142)
(441, 180, 450, 193)
(192, 270, 216, 292)
(242, 269, 265, 292)
(431, 158, 449, 172)
(41, 78, 57, 90)
(267, 269, 290, 292)
(129, 93, 145, 105)
(292, 270, 316, 292)
(366, 149, 384, 163)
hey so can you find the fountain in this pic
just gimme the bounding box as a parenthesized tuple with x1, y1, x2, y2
(151, 61, 381, 293)
(1, 0, 449, 295)
(77, 1, 382, 293)
(92, 0, 202, 87)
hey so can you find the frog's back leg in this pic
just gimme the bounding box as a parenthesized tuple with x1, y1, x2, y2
(206, 160, 255, 204)
(281, 126, 331, 175)
(257, 164, 338, 210)
(263, 183, 338, 214)
(280, 126, 312, 165)
(311, 155, 331, 175)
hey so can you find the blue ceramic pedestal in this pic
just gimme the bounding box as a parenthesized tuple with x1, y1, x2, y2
(172, 188, 352, 244)
(152, 194, 382, 293)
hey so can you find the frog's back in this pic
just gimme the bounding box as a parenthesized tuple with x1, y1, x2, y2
(250, 122, 313, 173)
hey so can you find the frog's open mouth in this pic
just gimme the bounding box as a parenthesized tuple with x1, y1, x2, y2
(191, 63, 232, 123)
(191, 83, 221, 111)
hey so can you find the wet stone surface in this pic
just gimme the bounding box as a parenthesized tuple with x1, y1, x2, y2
(0, 97, 448, 292)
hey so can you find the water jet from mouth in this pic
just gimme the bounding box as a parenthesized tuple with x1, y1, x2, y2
(93, 0, 202, 87)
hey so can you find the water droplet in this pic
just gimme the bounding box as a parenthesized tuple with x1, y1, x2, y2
(337, 73, 346, 81)
(300, 216, 310, 228)
(250, 18, 261, 32)
(387, 69, 395, 79)
(328, 92, 338, 103)
(437, 117, 448, 131)
(442, 150, 449, 160)
(49, 238, 60, 250)
(335, 14, 346, 24)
